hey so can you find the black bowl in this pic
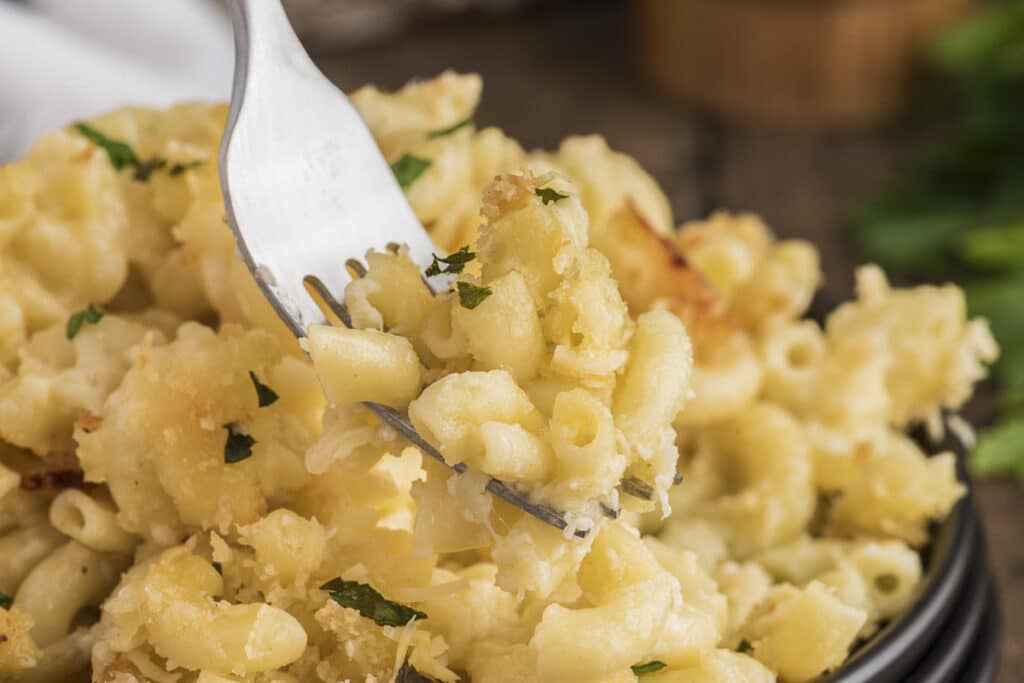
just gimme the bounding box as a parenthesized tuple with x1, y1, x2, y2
(904, 516, 994, 682)
(957, 586, 1003, 683)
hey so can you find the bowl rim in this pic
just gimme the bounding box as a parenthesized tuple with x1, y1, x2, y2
(958, 587, 1003, 682)
(904, 533, 992, 681)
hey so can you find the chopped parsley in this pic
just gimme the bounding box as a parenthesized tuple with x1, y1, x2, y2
(212, 561, 223, 575)
(249, 371, 279, 408)
(427, 115, 473, 139)
(66, 304, 103, 339)
(536, 187, 569, 205)
(133, 157, 167, 181)
(631, 661, 667, 675)
(456, 281, 492, 310)
(321, 578, 426, 627)
(391, 154, 431, 189)
(223, 424, 256, 464)
(0, 592, 11, 610)
(75, 123, 139, 170)
(169, 160, 204, 176)
(75, 123, 202, 181)
(737, 639, 754, 654)
(425, 246, 475, 277)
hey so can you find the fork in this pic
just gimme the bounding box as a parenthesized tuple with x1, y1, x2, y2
(219, 0, 659, 538)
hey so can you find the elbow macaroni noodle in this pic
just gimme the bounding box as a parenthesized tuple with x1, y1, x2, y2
(0, 72, 996, 683)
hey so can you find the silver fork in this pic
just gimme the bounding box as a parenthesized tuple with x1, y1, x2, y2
(219, 0, 658, 537)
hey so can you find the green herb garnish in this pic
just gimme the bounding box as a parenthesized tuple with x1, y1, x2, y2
(224, 424, 256, 464)
(0, 592, 12, 610)
(321, 578, 427, 627)
(631, 661, 667, 675)
(133, 157, 167, 181)
(536, 187, 569, 205)
(737, 639, 754, 654)
(75, 122, 201, 181)
(427, 115, 473, 139)
(391, 154, 432, 189)
(249, 371, 279, 408)
(456, 281, 492, 309)
(75, 123, 139, 170)
(66, 304, 103, 339)
(425, 246, 476, 277)
(212, 561, 223, 575)
(169, 160, 204, 176)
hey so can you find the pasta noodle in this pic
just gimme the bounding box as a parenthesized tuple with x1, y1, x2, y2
(14, 541, 129, 647)
(48, 490, 137, 554)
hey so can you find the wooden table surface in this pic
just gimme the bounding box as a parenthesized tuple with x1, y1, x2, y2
(310, 2, 1023, 679)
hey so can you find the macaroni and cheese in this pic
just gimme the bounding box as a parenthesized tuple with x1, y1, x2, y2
(0, 72, 997, 683)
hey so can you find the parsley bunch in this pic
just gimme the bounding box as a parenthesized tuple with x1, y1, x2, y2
(847, 2, 1024, 479)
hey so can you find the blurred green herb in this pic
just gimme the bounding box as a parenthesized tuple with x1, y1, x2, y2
(75, 123, 139, 170)
(847, 2, 1024, 478)
(133, 157, 167, 181)
(631, 661, 667, 675)
(536, 187, 569, 205)
(391, 153, 431, 189)
(75, 122, 202, 180)
(427, 115, 473, 139)
(66, 304, 103, 339)
(169, 160, 204, 176)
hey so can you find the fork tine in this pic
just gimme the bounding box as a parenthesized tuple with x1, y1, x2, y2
(304, 274, 652, 535)
(369, 401, 588, 537)
(304, 274, 352, 327)
(345, 259, 368, 279)
(485, 478, 589, 538)
(366, 401, 455, 470)
(620, 476, 654, 501)
(306, 275, 589, 537)
(619, 472, 685, 502)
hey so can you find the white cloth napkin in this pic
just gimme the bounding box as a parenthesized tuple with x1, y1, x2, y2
(0, 0, 233, 161)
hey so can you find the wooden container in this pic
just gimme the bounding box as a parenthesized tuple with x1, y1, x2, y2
(635, 0, 973, 128)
